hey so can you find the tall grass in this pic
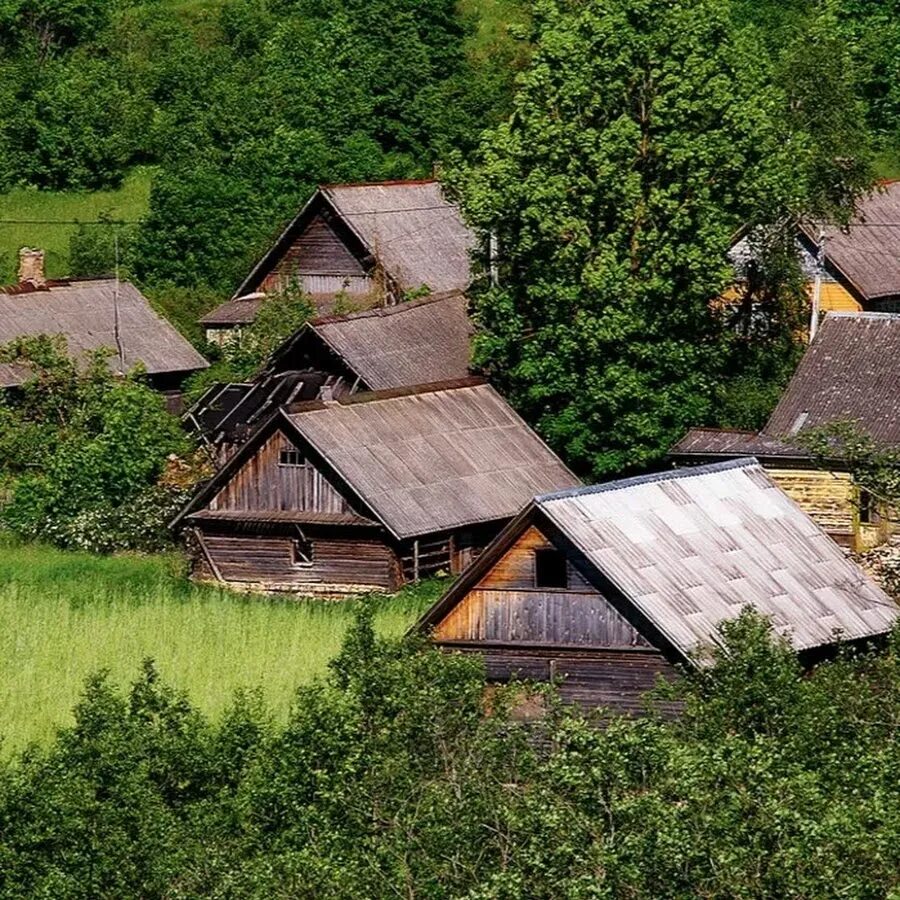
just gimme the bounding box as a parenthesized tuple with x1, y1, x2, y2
(0, 541, 444, 754)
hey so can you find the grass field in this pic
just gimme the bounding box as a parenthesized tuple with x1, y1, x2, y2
(0, 541, 444, 755)
(0, 168, 153, 284)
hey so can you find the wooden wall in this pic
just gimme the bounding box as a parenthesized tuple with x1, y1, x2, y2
(765, 467, 855, 545)
(193, 529, 398, 593)
(261, 213, 373, 298)
(448, 645, 680, 717)
(210, 430, 353, 514)
(433, 526, 649, 648)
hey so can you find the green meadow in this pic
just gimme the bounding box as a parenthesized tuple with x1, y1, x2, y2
(0, 168, 152, 283)
(0, 541, 443, 755)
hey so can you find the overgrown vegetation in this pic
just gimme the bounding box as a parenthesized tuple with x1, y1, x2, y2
(1, 607, 900, 897)
(0, 336, 197, 552)
(0, 541, 443, 754)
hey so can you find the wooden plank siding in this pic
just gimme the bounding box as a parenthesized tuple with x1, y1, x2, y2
(766, 467, 855, 543)
(446, 645, 680, 717)
(194, 530, 398, 593)
(210, 430, 352, 515)
(261, 213, 373, 297)
(434, 526, 649, 648)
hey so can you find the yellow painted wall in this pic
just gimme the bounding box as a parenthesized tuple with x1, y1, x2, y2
(719, 280, 862, 314)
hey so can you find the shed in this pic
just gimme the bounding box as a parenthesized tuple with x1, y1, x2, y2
(186, 292, 472, 462)
(201, 180, 477, 340)
(0, 277, 208, 408)
(416, 460, 898, 714)
(671, 312, 900, 549)
(174, 379, 580, 595)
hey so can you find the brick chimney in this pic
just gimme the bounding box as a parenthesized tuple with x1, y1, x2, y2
(18, 248, 46, 286)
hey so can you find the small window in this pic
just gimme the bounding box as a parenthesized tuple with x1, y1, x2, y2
(534, 548, 568, 589)
(291, 536, 314, 567)
(859, 489, 874, 525)
(279, 448, 306, 467)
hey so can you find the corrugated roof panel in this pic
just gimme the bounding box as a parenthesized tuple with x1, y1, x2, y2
(537, 460, 897, 656)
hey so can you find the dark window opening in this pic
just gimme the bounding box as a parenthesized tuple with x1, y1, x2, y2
(859, 489, 874, 525)
(291, 537, 314, 567)
(280, 448, 306, 467)
(534, 548, 568, 589)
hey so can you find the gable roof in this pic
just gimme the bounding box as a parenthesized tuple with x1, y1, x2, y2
(420, 460, 897, 661)
(176, 379, 580, 539)
(268, 291, 472, 390)
(803, 182, 900, 301)
(0, 278, 208, 387)
(764, 312, 900, 444)
(232, 180, 476, 301)
(282, 380, 580, 539)
(671, 312, 900, 460)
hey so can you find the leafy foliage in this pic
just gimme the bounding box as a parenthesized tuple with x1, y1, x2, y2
(0, 336, 196, 552)
(1, 608, 900, 897)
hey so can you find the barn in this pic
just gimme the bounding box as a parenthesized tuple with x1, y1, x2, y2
(173, 379, 580, 595)
(671, 312, 900, 550)
(200, 180, 476, 342)
(416, 460, 897, 714)
(186, 291, 472, 463)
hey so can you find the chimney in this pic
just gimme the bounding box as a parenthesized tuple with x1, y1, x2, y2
(18, 248, 46, 287)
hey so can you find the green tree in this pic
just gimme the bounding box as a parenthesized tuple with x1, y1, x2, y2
(458, 0, 796, 476)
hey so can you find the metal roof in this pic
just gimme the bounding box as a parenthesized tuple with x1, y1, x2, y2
(284, 381, 580, 539)
(670, 428, 800, 460)
(307, 292, 472, 389)
(536, 460, 897, 658)
(0, 278, 207, 385)
(764, 312, 900, 445)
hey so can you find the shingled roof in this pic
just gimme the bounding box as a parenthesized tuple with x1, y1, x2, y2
(804, 182, 900, 302)
(283, 381, 579, 539)
(269, 291, 472, 389)
(420, 460, 898, 661)
(672, 312, 900, 460)
(0, 278, 207, 387)
(176, 380, 580, 538)
(232, 179, 476, 303)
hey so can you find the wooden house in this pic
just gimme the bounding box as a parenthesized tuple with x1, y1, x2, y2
(670, 312, 900, 551)
(729, 182, 900, 319)
(0, 255, 207, 410)
(186, 291, 472, 464)
(173, 379, 580, 595)
(416, 460, 897, 715)
(200, 180, 476, 343)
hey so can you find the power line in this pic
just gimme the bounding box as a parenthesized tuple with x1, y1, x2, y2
(0, 219, 138, 226)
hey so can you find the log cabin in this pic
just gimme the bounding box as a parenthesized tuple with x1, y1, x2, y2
(0, 251, 208, 411)
(173, 379, 580, 595)
(728, 182, 900, 323)
(671, 312, 900, 551)
(200, 180, 476, 343)
(185, 291, 472, 464)
(415, 460, 898, 715)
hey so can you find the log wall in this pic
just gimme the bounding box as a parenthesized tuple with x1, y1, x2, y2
(194, 529, 397, 592)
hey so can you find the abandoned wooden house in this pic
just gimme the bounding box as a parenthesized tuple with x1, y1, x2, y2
(200, 180, 476, 343)
(173, 379, 580, 595)
(186, 291, 472, 463)
(729, 182, 900, 320)
(416, 459, 898, 715)
(0, 250, 208, 409)
(671, 312, 900, 551)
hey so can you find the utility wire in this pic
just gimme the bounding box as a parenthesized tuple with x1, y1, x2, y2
(0, 219, 139, 225)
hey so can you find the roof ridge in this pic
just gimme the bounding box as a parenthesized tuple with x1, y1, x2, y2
(322, 179, 438, 190)
(824, 311, 900, 321)
(283, 377, 486, 415)
(310, 292, 464, 327)
(536, 458, 760, 503)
